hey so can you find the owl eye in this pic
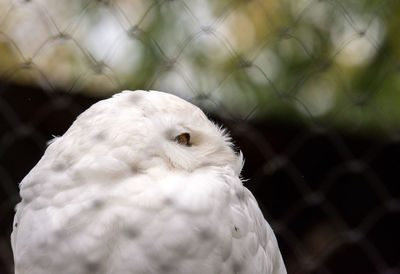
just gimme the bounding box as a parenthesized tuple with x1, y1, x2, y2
(174, 133, 191, 146)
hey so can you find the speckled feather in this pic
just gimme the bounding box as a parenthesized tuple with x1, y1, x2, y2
(11, 90, 286, 274)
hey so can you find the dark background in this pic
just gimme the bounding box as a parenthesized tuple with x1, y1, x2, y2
(1, 82, 399, 274)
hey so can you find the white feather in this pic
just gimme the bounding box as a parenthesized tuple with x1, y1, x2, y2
(12, 90, 286, 274)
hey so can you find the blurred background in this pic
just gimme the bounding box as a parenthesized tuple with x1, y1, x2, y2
(0, 0, 399, 273)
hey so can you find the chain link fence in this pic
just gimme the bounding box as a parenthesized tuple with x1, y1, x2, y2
(1, 0, 400, 273)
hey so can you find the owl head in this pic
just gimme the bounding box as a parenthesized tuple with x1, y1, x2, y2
(47, 90, 243, 179)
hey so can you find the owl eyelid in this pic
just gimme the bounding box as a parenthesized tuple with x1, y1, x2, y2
(174, 133, 191, 147)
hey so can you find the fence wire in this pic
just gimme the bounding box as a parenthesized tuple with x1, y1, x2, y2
(0, 0, 400, 273)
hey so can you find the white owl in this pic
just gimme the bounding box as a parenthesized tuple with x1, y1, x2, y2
(11, 90, 287, 274)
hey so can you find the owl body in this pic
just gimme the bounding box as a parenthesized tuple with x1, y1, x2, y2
(12, 90, 286, 274)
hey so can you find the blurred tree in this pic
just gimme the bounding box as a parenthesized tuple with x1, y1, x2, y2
(0, 0, 399, 134)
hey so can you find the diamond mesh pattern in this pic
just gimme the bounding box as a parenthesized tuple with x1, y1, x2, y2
(1, 0, 400, 273)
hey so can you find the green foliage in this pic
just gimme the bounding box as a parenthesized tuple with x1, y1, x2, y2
(0, 0, 399, 135)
